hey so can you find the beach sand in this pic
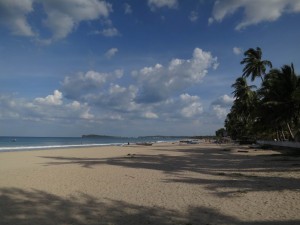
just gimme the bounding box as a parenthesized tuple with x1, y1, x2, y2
(0, 142, 299, 225)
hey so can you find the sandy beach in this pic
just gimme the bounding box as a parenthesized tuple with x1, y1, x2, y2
(0, 142, 299, 225)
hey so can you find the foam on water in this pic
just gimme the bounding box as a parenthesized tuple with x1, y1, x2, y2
(0, 143, 126, 152)
(0, 136, 182, 152)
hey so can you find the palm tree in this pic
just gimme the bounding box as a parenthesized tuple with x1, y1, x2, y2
(241, 47, 272, 82)
(259, 64, 299, 140)
(232, 77, 257, 116)
(232, 77, 256, 101)
(226, 77, 258, 140)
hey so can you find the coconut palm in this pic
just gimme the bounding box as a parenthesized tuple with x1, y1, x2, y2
(232, 77, 256, 100)
(259, 64, 299, 140)
(231, 77, 257, 115)
(226, 77, 258, 140)
(241, 47, 272, 82)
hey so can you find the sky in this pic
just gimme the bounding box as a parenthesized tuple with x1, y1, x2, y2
(0, 0, 300, 137)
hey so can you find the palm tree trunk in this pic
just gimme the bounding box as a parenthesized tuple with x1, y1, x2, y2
(281, 127, 286, 140)
(286, 122, 295, 141)
(276, 130, 280, 141)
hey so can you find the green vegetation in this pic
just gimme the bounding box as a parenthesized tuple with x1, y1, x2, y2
(222, 47, 300, 141)
(215, 128, 226, 137)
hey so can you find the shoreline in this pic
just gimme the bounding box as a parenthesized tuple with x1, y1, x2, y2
(0, 141, 178, 153)
(1, 142, 299, 224)
(0, 143, 125, 153)
(0, 136, 181, 153)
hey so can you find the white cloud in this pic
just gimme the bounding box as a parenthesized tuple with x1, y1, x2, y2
(124, 3, 133, 14)
(148, 0, 178, 10)
(65, 101, 94, 120)
(42, 0, 112, 40)
(107, 84, 137, 110)
(180, 94, 203, 118)
(0, 0, 113, 41)
(143, 112, 158, 119)
(0, 0, 35, 37)
(67, 101, 81, 110)
(35, 90, 63, 106)
(212, 105, 228, 119)
(80, 107, 94, 120)
(212, 94, 234, 107)
(133, 48, 218, 103)
(97, 27, 120, 37)
(0, 91, 216, 136)
(233, 47, 242, 55)
(148, 93, 204, 120)
(105, 48, 118, 59)
(60, 48, 215, 122)
(210, 94, 234, 119)
(85, 84, 138, 112)
(189, 11, 198, 22)
(61, 70, 123, 100)
(0, 48, 220, 135)
(210, 0, 300, 30)
(0, 47, 225, 136)
(0, 92, 95, 123)
(221, 94, 235, 105)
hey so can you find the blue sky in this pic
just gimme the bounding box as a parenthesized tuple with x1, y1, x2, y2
(0, 0, 300, 137)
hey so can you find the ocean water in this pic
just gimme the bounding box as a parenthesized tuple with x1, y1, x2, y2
(0, 136, 181, 152)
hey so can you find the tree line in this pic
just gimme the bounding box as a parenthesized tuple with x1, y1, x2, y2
(220, 47, 300, 142)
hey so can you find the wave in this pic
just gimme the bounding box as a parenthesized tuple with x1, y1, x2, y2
(0, 143, 124, 152)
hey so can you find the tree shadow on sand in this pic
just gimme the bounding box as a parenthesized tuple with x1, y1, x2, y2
(0, 188, 299, 225)
(40, 145, 300, 196)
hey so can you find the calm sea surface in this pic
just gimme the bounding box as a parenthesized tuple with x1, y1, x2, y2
(0, 136, 181, 152)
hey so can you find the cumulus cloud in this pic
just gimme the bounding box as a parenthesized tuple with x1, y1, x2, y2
(35, 90, 63, 105)
(0, 48, 221, 135)
(0, 92, 94, 123)
(0, 91, 214, 135)
(145, 93, 204, 121)
(132, 48, 218, 103)
(86, 84, 138, 112)
(143, 112, 159, 119)
(0, 0, 113, 41)
(0, 45, 224, 135)
(179, 94, 203, 118)
(61, 70, 123, 100)
(148, 0, 178, 10)
(212, 105, 228, 119)
(61, 70, 202, 121)
(209, 0, 300, 30)
(211, 94, 234, 119)
(60, 69, 138, 115)
(0, 0, 35, 37)
(42, 0, 112, 40)
(34, 96, 93, 121)
(212, 94, 234, 107)
(233, 47, 242, 55)
(105, 48, 118, 59)
(59, 48, 216, 122)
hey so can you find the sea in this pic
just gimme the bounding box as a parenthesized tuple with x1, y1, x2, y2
(0, 136, 182, 152)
